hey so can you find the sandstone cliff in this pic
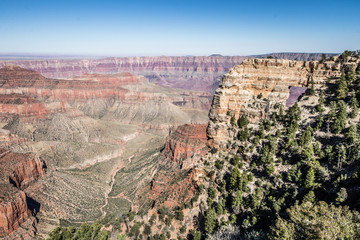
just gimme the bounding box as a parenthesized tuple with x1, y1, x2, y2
(0, 191, 33, 237)
(207, 57, 359, 148)
(0, 148, 46, 237)
(162, 124, 208, 169)
(136, 124, 208, 209)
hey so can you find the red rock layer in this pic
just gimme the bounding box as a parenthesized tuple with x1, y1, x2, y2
(0, 191, 32, 237)
(0, 94, 68, 120)
(0, 148, 46, 190)
(0, 148, 46, 237)
(163, 124, 208, 169)
(136, 124, 209, 209)
(0, 65, 131, 101)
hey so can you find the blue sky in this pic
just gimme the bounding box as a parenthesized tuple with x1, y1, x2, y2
(0, 0, 359, 56)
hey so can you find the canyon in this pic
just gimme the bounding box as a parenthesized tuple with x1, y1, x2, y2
(0, 64, 210, 238)
(0, 53, 341, 238)
(0, 53, 330, 93)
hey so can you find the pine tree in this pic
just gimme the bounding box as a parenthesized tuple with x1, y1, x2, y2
(288, 102, 301, 122)
(204, 208, 217, 234)
(229, 167, 241, 190)
(315, 112, 324, 131)
(336, 72, 348, 100)
(238, 127, 249, 141)
(237, 115, 249, 128)
(350, 93, 359, 118)
(232, 190, 243, 213)
(316, 91, 326, 113)
(347, 124, 357, 144)
(309, 77, 315, 95)
(337, 144, 347, 168)
(299, 127, 313, 147)
(302, 190, 316, 203)
(332, 100, 347, 134)
(346, 66, 356, 83)
(304, 167, 315, 189)
(278, 104, 284, 121)
(302, 144, 315, 163)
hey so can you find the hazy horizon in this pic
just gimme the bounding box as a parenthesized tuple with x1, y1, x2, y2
(1, 0, 359, 56)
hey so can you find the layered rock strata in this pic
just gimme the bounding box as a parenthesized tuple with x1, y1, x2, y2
(0, 54, 331, 92)
(0, 66, 211, 127)
(0, 148, 46, 237)
(137, 124, 208, 209)
(0, 191, 33, 237)
(162, 124, 208, 169)
(0, 56, 248, 93)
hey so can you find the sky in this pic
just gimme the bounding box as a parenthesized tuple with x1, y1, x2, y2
(0, 0, 359, 56)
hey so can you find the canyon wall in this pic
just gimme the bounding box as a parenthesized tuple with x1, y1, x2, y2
(0, 65, 211, 127)
(163, 124, 208, 169)
(0, 148, 46, 237)
(137, 124, 208, 209)
(0, 54, 329, 93)
(0, 56, 247, 92)
(207, 57, 359, 149)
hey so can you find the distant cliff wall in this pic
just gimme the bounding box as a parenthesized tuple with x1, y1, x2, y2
(0, 54, 330, 93)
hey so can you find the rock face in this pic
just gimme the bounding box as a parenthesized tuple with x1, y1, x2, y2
(136, 124, 208, 209)
(163, 124, 208, 169)
(207, 57, 358, 149)
(0, 148, 46, 237)
(0, 191, 32, 237)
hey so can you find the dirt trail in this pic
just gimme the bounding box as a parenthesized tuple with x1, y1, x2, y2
(99, 154, 135, 217)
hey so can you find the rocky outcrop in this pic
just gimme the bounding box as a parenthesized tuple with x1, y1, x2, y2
(0, 191, 33, 237)
(135, 124, 208, 210)
(163, 124, 208, 169)
(0, 148, 46, 237)
(0, 148, 46, 190)
(207, 57, 360, 149)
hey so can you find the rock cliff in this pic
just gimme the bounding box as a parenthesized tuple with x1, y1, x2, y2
(0, 148, 46, 237)
(162, 124, 208, 169)
(207, 57, 359, 148)
(0, 191, 33, 237)
(136, 124, 208, 209)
